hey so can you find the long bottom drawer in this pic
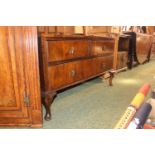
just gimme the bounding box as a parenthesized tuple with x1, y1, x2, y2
(48, 55, 113, 90)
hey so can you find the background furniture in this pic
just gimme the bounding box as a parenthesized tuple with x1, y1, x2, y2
(117, 34, 130, 70)
(136, 33, 153, 64)
(122, 32, 140, 69)
(38, 26, 85, 36)
(150, 33, 155, 59)
(37, 26, 112, 36)
(39, 34, 116, 121)
(0, 26, 42, 127)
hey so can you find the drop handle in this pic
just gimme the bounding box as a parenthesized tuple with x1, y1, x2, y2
(102, 46, 105, 51)
(68, 47, 75, 54)
(70, 69, 76, 77)
(101, 63, 106, 69)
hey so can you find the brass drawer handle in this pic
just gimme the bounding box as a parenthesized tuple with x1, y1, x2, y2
(102, 46, 105, 51)
(101, 63, 106, 69)
(68, 47, 75, 54)
(70, 69, 76, 77)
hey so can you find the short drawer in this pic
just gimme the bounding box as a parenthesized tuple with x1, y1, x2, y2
(91, 40, 114, 56)
(47, 40, 90, 62)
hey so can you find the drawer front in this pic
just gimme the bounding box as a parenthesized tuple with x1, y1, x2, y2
(82, 59, 95, 78)
(48, 55, 113, 90)
(47, 40, 89, 62)
(97, 56, 114, 73)
(48, 61, 83, 90)
(82, 56, 114, 79)
(91, 40, 114, 56)
(83, 56, 113, 77)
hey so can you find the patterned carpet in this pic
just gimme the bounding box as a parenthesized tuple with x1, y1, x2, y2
(43, 60, 155, 128)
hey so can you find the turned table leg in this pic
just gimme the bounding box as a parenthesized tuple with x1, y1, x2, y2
(42, 92, 56, 121)
(108, 71, 115, 86)
(101, 70, 116, 86)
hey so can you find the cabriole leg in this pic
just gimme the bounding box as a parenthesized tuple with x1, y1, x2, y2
(42, 92, 56, 121)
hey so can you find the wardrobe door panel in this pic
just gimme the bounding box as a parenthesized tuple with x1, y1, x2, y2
(0, 27, 42, 127)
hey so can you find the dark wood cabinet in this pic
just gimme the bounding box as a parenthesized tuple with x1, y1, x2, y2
(39, 35, 116, 121)
(0, 26, 42, 127)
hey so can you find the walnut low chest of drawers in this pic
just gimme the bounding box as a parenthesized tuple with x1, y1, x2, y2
(39, 35, 116, 121)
